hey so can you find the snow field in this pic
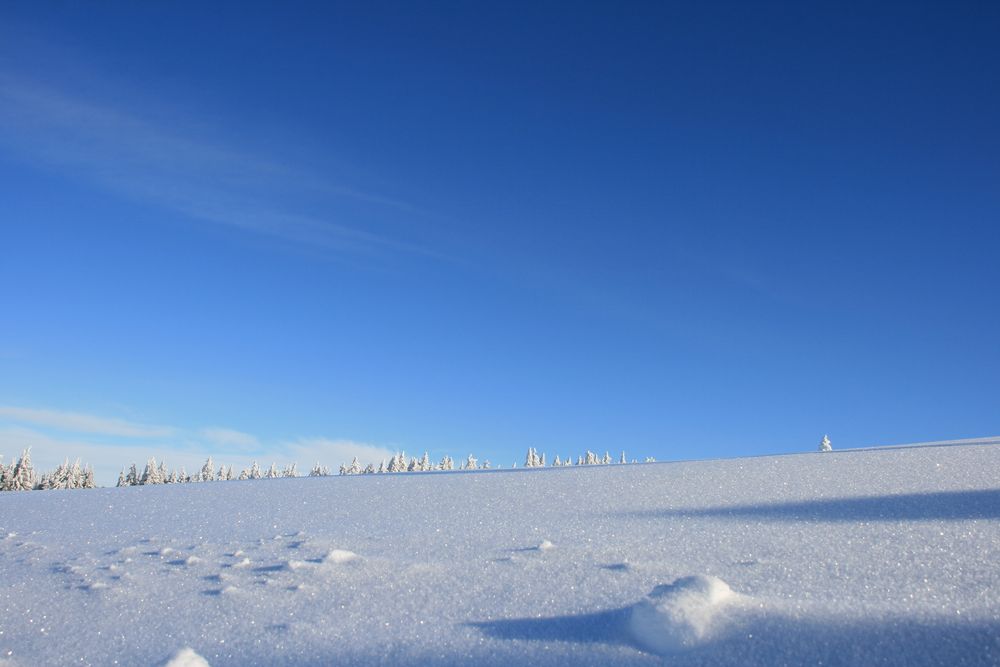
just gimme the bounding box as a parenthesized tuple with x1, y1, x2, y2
(1, 443, 999, 665)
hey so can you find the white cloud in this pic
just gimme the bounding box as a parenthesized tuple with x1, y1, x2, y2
(282, 437, 396, 468)
(0, 70, 435, 258)
(0, 405, 174, 438)
(0, 403, 398, 485)
(0, 426, 211, 487)
(198, 427, 260, 451)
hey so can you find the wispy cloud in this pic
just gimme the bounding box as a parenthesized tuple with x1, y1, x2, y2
(0, 425, 213, 487)
(282, 437, 396, 468)
(0, 66, 436, 258)
(0, 405, 174, 438)
(0, 404, 395, 485)
(198, 427, 260, 451)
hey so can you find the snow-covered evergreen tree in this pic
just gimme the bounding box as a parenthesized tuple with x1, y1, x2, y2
(419, 452, 431, 471)
(620, 451, 627, 464)
(197, 457, 213, 482)
(462, 454, 478, 470)
(141, 458, 163, 485)
(116, 469, 127, 487)
(249, 461, 261, 479)
(283, 463, 298, 477)
(819, 435, 833, 452)
(602, 451, 612, 465)
(348, 458, 362, 475)
(9, 448, 37, 491)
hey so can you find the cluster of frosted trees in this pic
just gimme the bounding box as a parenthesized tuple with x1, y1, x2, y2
(116, 457, 302, 486)
(336, 448, 654, 475)
(0, 448, 97, 492)
(335, 452, 479, 475)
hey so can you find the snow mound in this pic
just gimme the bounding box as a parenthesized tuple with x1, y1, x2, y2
(161, 647, 210, 667)
(629, 575, 738, 654)
(536, 539, 555, 551)
(322, 548, 359, 564)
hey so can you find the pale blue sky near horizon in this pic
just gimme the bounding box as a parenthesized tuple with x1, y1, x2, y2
(1, 1, 998, 484)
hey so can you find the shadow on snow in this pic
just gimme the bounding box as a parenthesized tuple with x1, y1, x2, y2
(620, 489, 1000, 523)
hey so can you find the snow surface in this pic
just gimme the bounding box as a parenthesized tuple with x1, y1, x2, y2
(1, 443, 999, 666)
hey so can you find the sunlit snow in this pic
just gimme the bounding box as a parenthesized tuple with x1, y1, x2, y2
(1, 442, 999, 665)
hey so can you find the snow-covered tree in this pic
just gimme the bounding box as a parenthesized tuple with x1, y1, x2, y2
(197, 457, 213, 482)
(309, 463, 329, 477)
(419, 452, 431, 471)
(8, 448, 37, 491)
(141, 458, 163, 485)
(348, 458, 362, 475)
(283, 463, 298, 478)
(819, 435, 832, 452)
(553, 455, 562, 466)
(462, 454, 478, 470)
(602, 451, 612, 465)
(620, 451, 627, 464)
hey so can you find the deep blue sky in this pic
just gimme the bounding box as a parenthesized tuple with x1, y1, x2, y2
(1, 1, 998, 483)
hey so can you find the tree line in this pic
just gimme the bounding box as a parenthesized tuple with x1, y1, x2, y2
(1, 446, 659, 492)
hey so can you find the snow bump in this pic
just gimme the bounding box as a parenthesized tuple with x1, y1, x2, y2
(322, 548, 359, 564)
(629, 575, 738, 654)
(160, 647, 210, 667)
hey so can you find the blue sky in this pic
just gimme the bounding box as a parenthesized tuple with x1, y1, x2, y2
(1, 1, 998, 484)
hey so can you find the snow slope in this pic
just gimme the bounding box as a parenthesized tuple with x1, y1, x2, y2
(1, 443, 999, 666)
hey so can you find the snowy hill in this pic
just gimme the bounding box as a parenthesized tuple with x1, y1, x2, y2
(1, 443, 999, 666)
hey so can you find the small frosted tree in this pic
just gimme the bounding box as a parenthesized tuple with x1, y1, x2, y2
(141, 458, 163, 485)
(620, 451, 627, 464)
(462, 454, 478, 470)
(819, 435, 833, 452)
(9, 448, 37, 491)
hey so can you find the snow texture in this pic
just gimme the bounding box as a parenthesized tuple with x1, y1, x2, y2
(1, 442, 999, 665)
